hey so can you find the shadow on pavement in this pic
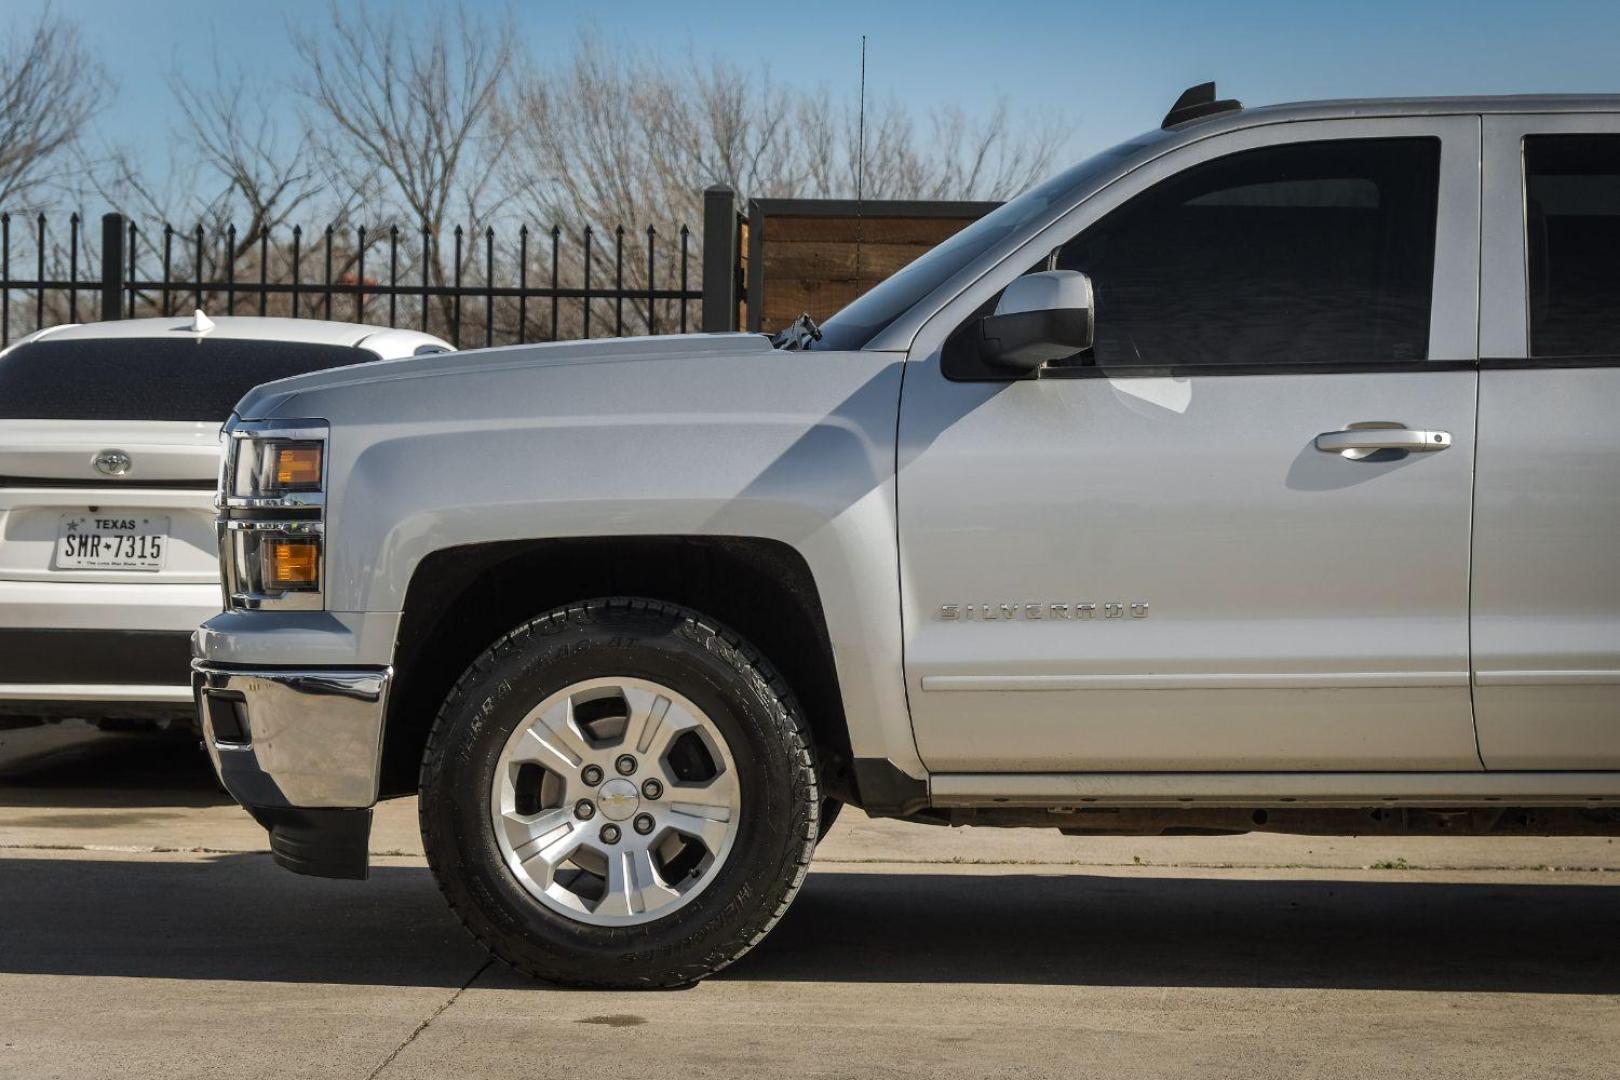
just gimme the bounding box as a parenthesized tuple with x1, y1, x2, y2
(738, 870, 1620, 993)
(0, 725, 228, 808)
(1, 850, 1616, 993)
(0, 852, 485, 988)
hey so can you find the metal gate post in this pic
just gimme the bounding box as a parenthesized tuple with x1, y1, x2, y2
(100, 212, 125, 320)
(700, 185, 740, 332)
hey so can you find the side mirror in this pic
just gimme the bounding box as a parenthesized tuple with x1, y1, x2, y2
(977, 270, 1094, 373)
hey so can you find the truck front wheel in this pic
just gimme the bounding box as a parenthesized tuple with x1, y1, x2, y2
(418, 597, 819, 988)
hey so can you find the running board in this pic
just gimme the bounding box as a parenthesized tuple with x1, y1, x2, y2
(929, 772, 1620, 808)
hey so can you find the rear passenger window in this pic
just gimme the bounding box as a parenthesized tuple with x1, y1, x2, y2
(1525, 134, 1620, 358)
(1056, 138, 1441, 370)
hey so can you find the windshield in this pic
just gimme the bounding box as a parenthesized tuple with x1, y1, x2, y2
(815, 129, 1174, 351)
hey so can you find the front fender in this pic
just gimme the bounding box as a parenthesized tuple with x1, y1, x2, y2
(301, 347, 922, 776)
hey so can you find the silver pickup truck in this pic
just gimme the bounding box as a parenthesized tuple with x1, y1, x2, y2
(194, 87, 1620, 987)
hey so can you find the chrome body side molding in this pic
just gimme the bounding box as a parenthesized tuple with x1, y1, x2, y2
(930, 772, 1620, 808)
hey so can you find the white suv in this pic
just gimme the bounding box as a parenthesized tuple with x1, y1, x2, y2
(0, 314, 449, 736)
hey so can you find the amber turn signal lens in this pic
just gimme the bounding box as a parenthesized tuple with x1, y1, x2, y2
(264, 538, 320, 591)
(271, 444, 322, 491)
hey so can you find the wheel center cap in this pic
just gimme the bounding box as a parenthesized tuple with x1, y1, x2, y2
(596, 778, 640, 821)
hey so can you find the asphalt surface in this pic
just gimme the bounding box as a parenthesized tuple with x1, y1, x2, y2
(2, 731, 1618, 1079)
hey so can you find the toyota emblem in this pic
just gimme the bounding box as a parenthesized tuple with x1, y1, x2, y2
(93, 450, 132, 477)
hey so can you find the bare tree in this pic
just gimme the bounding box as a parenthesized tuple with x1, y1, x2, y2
(501, 36, 1064, 219)
(798, 95, 1064, 201)
(169, 52, 329, 257)
(71, 46, 358, 322)
(112, 58, 316, 236)
(0, 9, 111, 209)
(497, 38, 811, 234)
(6, 8, 1066, 342)
(493, 35, 1065, 334)
(292, 0, 516, 310)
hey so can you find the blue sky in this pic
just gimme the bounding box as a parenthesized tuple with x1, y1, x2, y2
(19, 0, 1620, 182)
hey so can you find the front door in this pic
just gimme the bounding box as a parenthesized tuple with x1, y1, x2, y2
(897, 117, 1484, 773)
(1472, 115, 1620, 768)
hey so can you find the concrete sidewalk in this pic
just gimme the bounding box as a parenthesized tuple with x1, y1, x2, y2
(2, 739, 1618, 1079)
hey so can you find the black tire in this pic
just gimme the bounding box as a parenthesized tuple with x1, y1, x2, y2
(418, 597, 819, 988)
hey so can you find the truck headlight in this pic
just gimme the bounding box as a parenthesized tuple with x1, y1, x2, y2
(218, 419, 329, 610)
(229, 433, 327, 503)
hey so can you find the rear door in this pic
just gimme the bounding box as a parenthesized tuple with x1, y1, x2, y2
(1473, 114, 1620, 767)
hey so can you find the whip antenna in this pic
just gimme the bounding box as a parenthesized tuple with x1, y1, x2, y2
(854, 35, 867, 295)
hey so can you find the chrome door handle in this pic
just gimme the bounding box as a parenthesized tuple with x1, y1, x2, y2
(1315, 427, 1451, 458)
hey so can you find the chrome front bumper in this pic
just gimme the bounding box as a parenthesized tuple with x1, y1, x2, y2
(191, 661, 392, 809)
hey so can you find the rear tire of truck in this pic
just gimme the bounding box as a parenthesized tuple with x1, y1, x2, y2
(418, 597, 819, 988)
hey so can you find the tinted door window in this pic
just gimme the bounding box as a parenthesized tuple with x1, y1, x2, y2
(1525, 134, 1620, 358)
(1055, 138, 1440, 369)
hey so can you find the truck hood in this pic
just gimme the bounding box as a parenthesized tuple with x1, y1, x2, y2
(234, 332, 778, 419)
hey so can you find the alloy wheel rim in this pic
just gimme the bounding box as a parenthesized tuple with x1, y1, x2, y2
(490, 676, 742, 927)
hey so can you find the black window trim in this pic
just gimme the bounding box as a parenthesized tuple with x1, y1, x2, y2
(1023, 355, 1620, 381)
(1033, 356, 1620, 381)
(1479, 355, 1620, 370)
(1031, 358, 1478, 380)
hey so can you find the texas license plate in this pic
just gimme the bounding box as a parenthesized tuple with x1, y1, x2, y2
(55, 514, 170, 571)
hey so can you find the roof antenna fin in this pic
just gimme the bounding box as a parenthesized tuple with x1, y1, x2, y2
(189, 309, 215, 335)
(1162, 81, 1243, 128)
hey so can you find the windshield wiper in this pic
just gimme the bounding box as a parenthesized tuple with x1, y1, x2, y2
(771, 312, 822, 351)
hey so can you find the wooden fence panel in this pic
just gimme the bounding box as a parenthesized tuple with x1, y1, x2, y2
(745, 199, 999, 335)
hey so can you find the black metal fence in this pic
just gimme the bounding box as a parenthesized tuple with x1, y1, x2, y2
(0, 210, 717, 350)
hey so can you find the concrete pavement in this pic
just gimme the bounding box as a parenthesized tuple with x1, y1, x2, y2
(2, 736, 1618, 1079)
